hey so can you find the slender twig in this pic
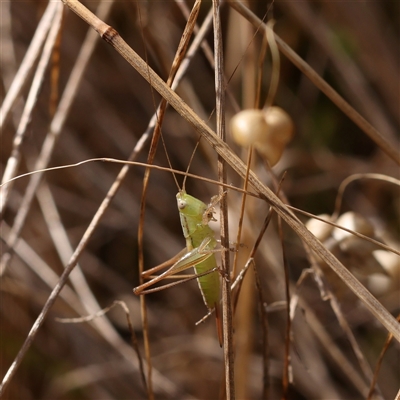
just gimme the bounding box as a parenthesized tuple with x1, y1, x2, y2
(232, 149, 252, 278)
(278, 216, 291, 399)
(211, 0, 235, 397)
(252, 263, 270, 399)
(367, 314, 400, 400)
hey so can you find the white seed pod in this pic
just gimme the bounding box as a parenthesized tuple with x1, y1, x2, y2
(253, 141, 284, 166)
(367, 250, 400, 295)
(262, 106, 294, 146)
(230, 106, 294, 166)
(230, 109, 269, 147)
(332, 212, 376, 253)
(333, 212, 375, 240)
(255, 106, 294, 166)
(366, 273, 392, 296)
(373, 249, 400, 279)
(305, 214, 333, 242)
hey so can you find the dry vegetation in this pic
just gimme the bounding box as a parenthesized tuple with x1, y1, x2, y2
(0, 1, 399, 399)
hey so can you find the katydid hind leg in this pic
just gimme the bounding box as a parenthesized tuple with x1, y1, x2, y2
(134, 245, 216, 294)
(141, 248, 187, 278)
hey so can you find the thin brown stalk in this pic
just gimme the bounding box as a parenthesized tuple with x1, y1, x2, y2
(277, 216, 291, 400)
(264, 20, 280, 108)
(49, 15, 63, 117)
(232, 202, 276, 397)
(252, 262, 270, 399)
(232, 148, 252, 278)
(255, 32, 268, 109)
(0, 2, 17, 91)
(367, 314, 400, 400)
(175, 0, 215, 69)
(212, 0, 235, 397)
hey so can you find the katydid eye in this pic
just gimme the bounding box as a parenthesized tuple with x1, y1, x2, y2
(178, 199, 186, 210)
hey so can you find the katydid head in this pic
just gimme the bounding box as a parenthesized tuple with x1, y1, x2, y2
(176, 191, 208, 218)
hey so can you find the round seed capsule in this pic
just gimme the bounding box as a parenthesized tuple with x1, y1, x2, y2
(230, 106, 294, 166)
(230, 109, 269, 147)
(262, 106, 294, 146)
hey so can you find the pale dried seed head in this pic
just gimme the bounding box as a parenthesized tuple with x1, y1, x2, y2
(333, 212, 375, 241)
(262, 106, 294, 146)
(332, 211, 376, 254)
(230, 106, 294, 166)
(230, 109, 268, 147)
(305, 214, 333, 242)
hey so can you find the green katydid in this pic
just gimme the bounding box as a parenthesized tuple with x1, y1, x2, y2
(133, 165, 223, 344)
